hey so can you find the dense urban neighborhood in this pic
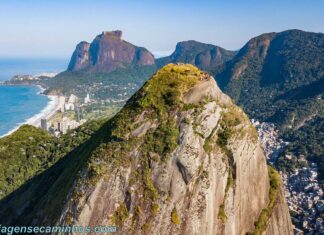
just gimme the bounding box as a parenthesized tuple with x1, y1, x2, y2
(254, 121, 324, 234)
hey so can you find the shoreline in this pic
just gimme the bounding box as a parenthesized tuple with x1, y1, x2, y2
(0, 85, 61, 138)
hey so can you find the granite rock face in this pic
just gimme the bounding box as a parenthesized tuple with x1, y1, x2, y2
(0, 64, 293, 235)
(68, 30, 155, 72)
(58, 65, 292, 234)
(265, 185, 294, 235)
(67, 41, 90, 71)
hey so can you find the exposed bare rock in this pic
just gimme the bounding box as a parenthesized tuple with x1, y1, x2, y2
(67, 30, 155, 73)
(265, 185, 294, 235)
(57, 64, 292, 234)
(0, 64, 292, 235)
(67, 41, 90, 71)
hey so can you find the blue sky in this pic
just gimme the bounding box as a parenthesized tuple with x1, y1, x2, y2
(0, 0, 323, 58)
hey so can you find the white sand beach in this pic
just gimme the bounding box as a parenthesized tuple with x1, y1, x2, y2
(0, 88, 62, 138)
(26, 94, 61, 127)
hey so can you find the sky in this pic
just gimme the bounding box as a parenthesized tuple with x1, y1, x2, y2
(0, 0, 323, 58)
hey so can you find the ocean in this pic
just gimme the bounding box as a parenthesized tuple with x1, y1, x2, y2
(0, 58, 68, 81)
(0, 58, 68, 137)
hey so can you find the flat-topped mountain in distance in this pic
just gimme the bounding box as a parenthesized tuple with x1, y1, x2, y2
(68, 30, 155, 73)
(1, 28, 321, 233)
(68, 32, 236, 74)
(21, 31, 159, 99)
(156, 40, 236, 70)
(8, 31, 237, 101)
(0, 64, 292, 234)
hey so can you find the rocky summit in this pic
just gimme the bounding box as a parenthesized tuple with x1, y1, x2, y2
(0, 64, 292, 234)
(67, 30, 155, 73)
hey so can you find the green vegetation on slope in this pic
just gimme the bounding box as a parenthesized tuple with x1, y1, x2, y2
(215, 106, 258, 223)
(63, 63, 208, 229)
(171, 207, 181, 225)
(90, 63, 205, 172)
(0, 120, 104, 200)
(0, 125, 53, 198)
(110, 63, 206, 139)
(112, 203, 129, 227)
(156, 40, 236, 70)
(247, 166, 281, 235)
(213, 29, 324, 185)
(0, 117, 111, 225)
(218, 204, 227, 223)
(278, 116, 324, 177)
(0, 63, 277, 233)
(43, 65, 157, 99)
(138, 63, 204, 115)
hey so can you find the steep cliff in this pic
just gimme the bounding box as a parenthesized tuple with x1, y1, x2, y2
(0, 64, 292, 234)
(212, 29, 324, 184)
(67, 41, 91, 71)
(68, 30, 155, 72)
(156, 40, 236, 70)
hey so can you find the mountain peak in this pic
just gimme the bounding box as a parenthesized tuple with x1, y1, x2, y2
(102, 30, 123, 40)
(133, 63, 216, 112)
(176, 40, 215, 48)
(67, 30, 155, 73)
(157, 41, 236, 70)
(0, 64, 292, 234)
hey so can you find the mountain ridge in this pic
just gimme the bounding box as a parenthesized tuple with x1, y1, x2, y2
(212, 30, 324, 177)
(154, 30, 324, 187)
(0, 64, 292, 234)
(156, 40, 236, 70)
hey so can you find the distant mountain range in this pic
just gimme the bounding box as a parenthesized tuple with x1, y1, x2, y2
(1, 29, 323, 234)
(213, 29, 323, 115)
(143, 29, 323, 186)
(67, 31, 236, 74)
(6, 29, 324, 185)
(65, 29, 323, 233)
(211, 29, 324, 183)
(0, 64, 292, 234)
(66, 29, 323, 185)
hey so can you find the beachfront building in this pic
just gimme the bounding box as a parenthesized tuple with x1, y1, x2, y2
(53, 117, 86, 134)
(41, 119, 48, 130)
(64, 103, 74, 111)
(58, 96, 66, 113)
(84, 93, 91, 104)
(64, 94, 78, 111)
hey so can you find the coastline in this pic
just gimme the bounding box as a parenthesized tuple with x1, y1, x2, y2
(0, 85, 61, 138)
(26, 93, 60, 127)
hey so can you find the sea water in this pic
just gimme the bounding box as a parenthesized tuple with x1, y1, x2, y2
(0, 58, 67, 137)
(0, 58, 67, 81)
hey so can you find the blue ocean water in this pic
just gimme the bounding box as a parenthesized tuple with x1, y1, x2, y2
(0, 58, 68, 81)
(0, 85, 49, 136)
(0, 58, 68, 137)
